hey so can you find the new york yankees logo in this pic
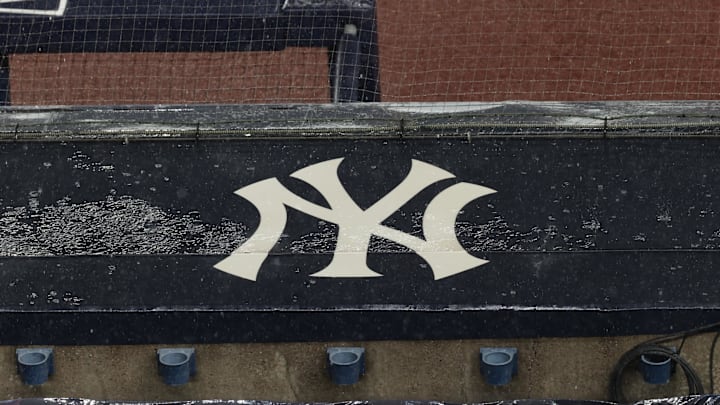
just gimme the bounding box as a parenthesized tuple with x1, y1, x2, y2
(214, 158, 495, 281)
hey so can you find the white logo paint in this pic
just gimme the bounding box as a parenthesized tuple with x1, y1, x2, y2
(0, 0, 67, 16)
(214, 158, 496, 281)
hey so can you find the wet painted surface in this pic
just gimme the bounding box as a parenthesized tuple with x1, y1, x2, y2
(1, 103, 719, 344)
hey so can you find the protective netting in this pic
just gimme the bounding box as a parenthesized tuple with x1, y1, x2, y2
(3, 0, 720, 105)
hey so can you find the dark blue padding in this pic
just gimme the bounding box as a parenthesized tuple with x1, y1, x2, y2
(0, 0, 381, 103)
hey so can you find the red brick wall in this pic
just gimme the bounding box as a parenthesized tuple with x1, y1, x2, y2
(11, 49, 329, 105)
(377, 0, 720, 101)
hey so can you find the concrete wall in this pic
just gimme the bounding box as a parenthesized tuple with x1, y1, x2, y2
(3, 335, 717, 402)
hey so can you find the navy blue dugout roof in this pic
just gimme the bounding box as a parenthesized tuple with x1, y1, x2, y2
(0, 101, 719, 345)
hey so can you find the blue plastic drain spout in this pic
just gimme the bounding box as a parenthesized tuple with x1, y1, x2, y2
(640, 353, 673, 384)
(16, 348, 54, 385)
(480, 347, 518, 386)
(157, 348, 196, 386)
(327, 347, 365, 385)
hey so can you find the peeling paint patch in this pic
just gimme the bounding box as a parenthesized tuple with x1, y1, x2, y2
(0, 196, 248, 256)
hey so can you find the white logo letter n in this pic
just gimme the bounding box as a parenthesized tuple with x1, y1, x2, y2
(214, 158, 496, 281)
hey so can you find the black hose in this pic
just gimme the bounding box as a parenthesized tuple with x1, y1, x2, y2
(609, 344, 704, 404)
(643, 322, 720, 346)
(710, 331, 720, 393)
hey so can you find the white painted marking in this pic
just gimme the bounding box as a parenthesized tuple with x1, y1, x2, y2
(384, 102, 506, 114)
(0, 0, 67, 16)
(5, 112, 54, 120)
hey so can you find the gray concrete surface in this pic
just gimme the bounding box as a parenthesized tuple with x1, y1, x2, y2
(1, 335, 717, 402)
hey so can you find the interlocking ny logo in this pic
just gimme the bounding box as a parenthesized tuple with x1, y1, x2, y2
(214, 158, 496, 281)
